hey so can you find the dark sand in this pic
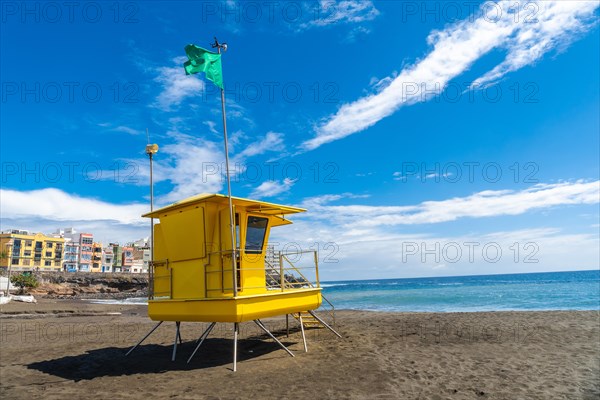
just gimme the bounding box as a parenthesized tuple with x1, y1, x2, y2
(1, 299, 598, 399)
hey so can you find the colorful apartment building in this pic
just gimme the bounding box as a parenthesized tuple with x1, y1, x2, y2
(58, 228, 94, 272)
(0, 230, 65, 272)
(102, 246, 114, 272)
(91, 242, 103, 273)
(2, 229, 153, 274)
(131, 248, 150, 274)
(121, 246, 134, 273)
(78, 233, 93, 272)
(112, 243, 123, 272)
(63, 241, 80, 272)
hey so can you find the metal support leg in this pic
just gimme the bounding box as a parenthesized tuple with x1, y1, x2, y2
(298, 313, 308, 352)
(177, 322, 183, 344)
(172, 321, 181, 361)
(254, 320, 295, 357)
(286, 314, 289, 337)
(233, 323, 239, 372)
(308, 310, 342, 338)
(187, 322, 216, 364)
(125, 321, 163, 356)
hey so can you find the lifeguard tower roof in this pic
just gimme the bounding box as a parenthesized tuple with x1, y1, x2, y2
(143, 193, 306, 219)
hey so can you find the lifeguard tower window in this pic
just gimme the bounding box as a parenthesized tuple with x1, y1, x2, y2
(245, 216, 268, 254)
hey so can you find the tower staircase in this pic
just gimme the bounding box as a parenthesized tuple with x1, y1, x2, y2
(265, 246, 336, 330)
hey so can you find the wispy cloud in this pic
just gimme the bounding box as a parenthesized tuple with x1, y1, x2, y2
(250, 178, 295, 198)
(96, 122, 142, 136)
(154, 57, 205, 111)
(203, 120, 218, 135)
(473, 1, 599, 87)
(301, 0, 599, 150)
(234, 131, 285, 160)
(300, 181, 600, 226)
(154, 136, 224, 204)
(112, 125, 143, 135)
(0, 188, 147, 225)
(300, 0, 380, 29)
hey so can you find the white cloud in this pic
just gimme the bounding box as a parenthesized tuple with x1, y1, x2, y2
(272, 188, 600, 279)
(344, 26, 371, 43)
(155, 136, 224, 204)
(297, 226, 600, 280)
(473, 1, 599, 88)
(299, 181, 600, 227)
(96, 123, 142, 135)
(2, 217, 150, 247)
(0, 188, 147, 225)
(112, 125, 142, 135)
(154, 57, 205, 111)
(250, 178, 295, 198)
(234, 131, 285, 160)
(301, 0, 380, 29)
(203, 120, 218, 135)
(3, 182, 597, 277)
(275, 192, 600, 280)
(301, 0, 599, 150)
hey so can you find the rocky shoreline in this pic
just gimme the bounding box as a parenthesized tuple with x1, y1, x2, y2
(26, 272, 148, 300)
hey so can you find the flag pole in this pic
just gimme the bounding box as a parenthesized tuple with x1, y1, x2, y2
(212, 37, 238, 297)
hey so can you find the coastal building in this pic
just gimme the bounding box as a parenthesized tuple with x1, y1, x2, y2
(131, 248, 150, 274)
(132, 237, 149, 248)
(78, 233, 93, 272)
(131, 258, 144, 274)
(1, 228, 151, 274)
(60, 228, 94, 272)
(91, 242, 103, 272)
(112, 243, 123, 272)
(63, 240, 80, 272)
(102, 246, 114, 273)
(0, 230, 65, 272)
(122, 246, 134, 273)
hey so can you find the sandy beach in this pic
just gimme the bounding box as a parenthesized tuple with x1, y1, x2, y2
(0, 299, 598, 400)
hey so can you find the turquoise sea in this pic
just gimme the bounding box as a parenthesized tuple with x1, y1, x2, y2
(90, 270, 599, 312)
(321, 270, 600, 312)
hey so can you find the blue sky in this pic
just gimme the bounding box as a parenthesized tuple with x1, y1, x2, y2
(1, 1, 599, 280)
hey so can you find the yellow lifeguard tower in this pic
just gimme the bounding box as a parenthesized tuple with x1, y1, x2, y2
(127, 39, 340, 370)
(126, 193, 340, 370)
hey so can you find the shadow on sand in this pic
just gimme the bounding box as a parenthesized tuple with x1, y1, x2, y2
(27, 337, 298, 381)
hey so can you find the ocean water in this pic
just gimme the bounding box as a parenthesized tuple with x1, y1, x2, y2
(88, 270, 600, 312)
(321, 270, 600, 312)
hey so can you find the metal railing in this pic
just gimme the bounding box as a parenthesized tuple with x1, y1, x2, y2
(266, 249, 320, 291)
(319, 293, 336, 327)
(148, 247, 333, 322)
(148, 259, 170, 299)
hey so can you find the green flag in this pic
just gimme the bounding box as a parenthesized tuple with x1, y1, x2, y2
(183, 44, 224, 89)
